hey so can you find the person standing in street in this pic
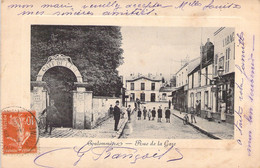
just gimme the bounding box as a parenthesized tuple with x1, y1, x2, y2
(148, 109, 152, 121)
(41, 99, 60, 135)
(220, 100, 226, 122)
(137, 108, 142, 120)
(190, 107, 197, 123)
(196, 100, 201, 117)
(127, 105, 132, 121)
(143, 106, 147, 120)
(165, 107, 171, 123)
(152, 107, 156, 120)
(168, 100, 171, 109)
(136, 98, 141, 109)
(109, 105, 114, 117)
(113, 100, 121, 131)
(157, 106, 162, 122)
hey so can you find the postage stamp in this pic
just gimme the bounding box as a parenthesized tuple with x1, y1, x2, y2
(2, 108, 37, 154)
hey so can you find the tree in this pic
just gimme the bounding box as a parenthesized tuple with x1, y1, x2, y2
(31, 25, 124, 96)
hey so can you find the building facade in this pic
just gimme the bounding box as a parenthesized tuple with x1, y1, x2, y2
(188, 39, 214, 117)
(212, 27, 235, 123)
(172, 57, 200, 111)
(125, 74, 163, 103)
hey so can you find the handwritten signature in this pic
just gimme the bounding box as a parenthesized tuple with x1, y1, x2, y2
(34, 144, 183, 167)
(235, 32, 255, 156)
(175, 0, 241, 10)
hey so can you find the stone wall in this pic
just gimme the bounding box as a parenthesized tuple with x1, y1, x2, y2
(92, 97, 121, 128)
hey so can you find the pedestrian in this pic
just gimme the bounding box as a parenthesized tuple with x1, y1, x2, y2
(127, 105, 132, 121)
(168, 100, 171, 109)
(137, 108, 142, 120)
(113, 100, 121, 131)
(220, 100, 226, 122)
(190, 107, 197, 123)
(157, 106, 162, 122)
(152, 107, 156, 120)
(196, 100, 201, 117)
(121, 106, 125, 119)
(109, 104, 113, 116)
(134, 100, 137, 111)
(137, 98, 141, 108)
(143, 107, 147, 120)
(165, 107, 171, 123)
(183, 113, 189, 125)
(148, 109, 152, 121)
(41, 99, 60, 135)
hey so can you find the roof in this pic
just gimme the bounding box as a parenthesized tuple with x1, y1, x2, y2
(159, 87, 176, 92)
(187, 57, 201, 74)
(188, 58, 214, 75)
(126, 74, 162, 82)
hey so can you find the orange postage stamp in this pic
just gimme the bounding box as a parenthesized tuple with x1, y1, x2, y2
(2, 109, 37, 154)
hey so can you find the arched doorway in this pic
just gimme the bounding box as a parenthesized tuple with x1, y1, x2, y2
(43, 66, 77, 127)
(31, 54, 92, 129)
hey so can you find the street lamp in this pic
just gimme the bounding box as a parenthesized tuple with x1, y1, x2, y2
(217, 67, 224, 78)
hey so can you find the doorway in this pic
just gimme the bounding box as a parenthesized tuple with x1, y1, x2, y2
(43, 66, 77, 127)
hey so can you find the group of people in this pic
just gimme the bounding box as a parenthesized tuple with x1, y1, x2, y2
(110, 100, 173, 131)
(136, 106, 171, 123)
(183, 100, 201, 124)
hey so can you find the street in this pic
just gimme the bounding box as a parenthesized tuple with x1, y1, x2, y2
(121, 111, 211, 139)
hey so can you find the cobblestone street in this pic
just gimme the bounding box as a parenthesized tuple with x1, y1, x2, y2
(121, 110, 211, 139)
(39, 109, 233, 139)
(39, 117, 127, 138)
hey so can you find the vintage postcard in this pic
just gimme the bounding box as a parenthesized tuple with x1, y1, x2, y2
(1, 0, 260, 167)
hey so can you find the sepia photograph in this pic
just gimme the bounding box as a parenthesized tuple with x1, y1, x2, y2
(30, 26, 235, 139)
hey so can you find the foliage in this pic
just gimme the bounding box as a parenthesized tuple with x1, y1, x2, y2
(31, 25, 124, 96)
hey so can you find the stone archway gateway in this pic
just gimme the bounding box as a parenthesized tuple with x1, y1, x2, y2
(31, 54, 93, 129)
(36, 54, 83, 82)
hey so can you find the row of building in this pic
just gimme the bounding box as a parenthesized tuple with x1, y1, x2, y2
(123, 27, 235, 124)
(172, 27, 235, 124)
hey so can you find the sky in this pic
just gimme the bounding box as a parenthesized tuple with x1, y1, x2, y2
(117, 27, 218, 80)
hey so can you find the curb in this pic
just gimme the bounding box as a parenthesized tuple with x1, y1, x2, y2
(172, 113, 221, 140)
(117, 118, 128, 139)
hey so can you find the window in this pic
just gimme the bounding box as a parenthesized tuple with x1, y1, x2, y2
(182, 72, 183, 85)
(225, 48, 230, 73)
(140, 93, 145, 102)
(215, 54, 218, 76)
(151, 93, 155, 102)
(190, 93, 194, 108)
(204, 91, 208, 109)
(162, 93, 167, 100)
(198, 70, 201, 87)
(141, 83, 145, 90)
(196, 92, 201, 102)
(130, 93, 135, 102)
(192, 74, 194, 88)
(219, 56, 224, 70)
(151, 83, 155, 90)
(205, 67, 208, 85)
(131, 83, 134, 90)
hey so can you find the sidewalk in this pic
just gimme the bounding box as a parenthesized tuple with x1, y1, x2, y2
(171, 109, 234, 139)
(40, 116, 128, 138)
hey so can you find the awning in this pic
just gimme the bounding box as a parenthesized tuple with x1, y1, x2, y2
(169, 86, 185, 97)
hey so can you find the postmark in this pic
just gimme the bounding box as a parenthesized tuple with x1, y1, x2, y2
(2, 106, 38, 154)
